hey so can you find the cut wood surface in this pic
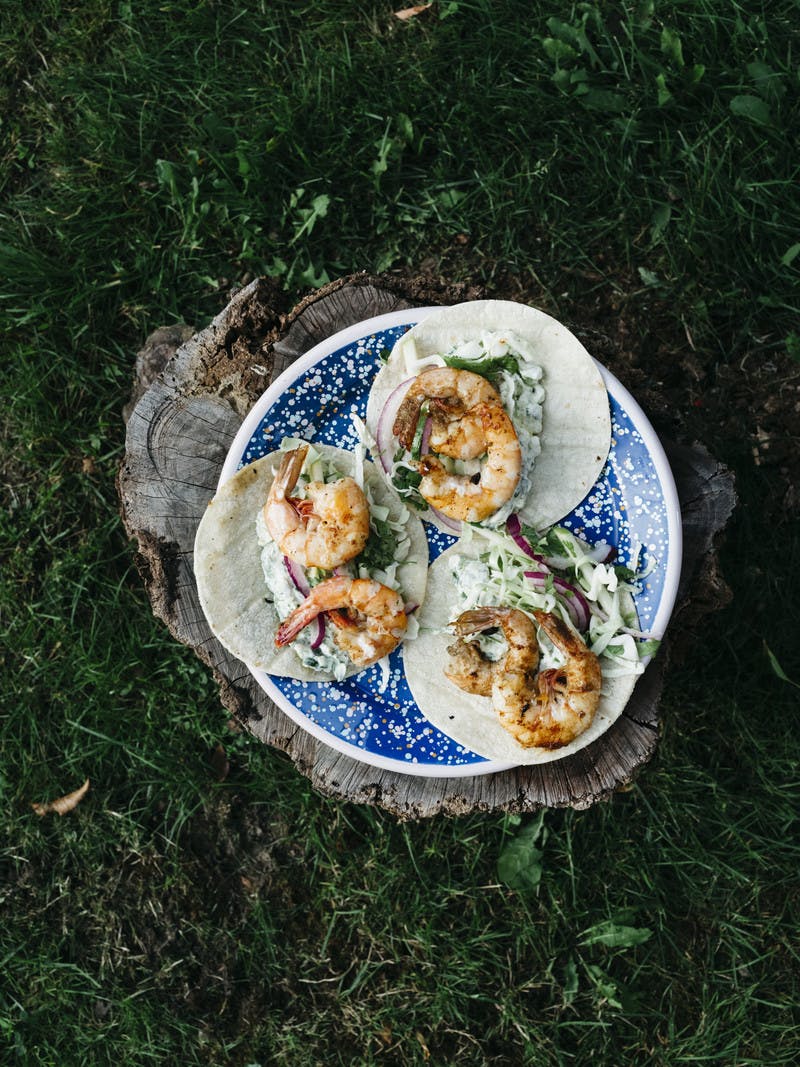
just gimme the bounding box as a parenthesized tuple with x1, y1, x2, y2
(118, 275, 736, 819)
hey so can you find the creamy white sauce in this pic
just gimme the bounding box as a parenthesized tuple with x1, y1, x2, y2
(257, 513, 352, 680)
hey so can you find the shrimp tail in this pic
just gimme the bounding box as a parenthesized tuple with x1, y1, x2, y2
(275, 575, 349, 647)
(450, 606, 503, 637)
(393, 393, 424, 451)
(274, 445, 308, 498)
(274, 603, 321, 647)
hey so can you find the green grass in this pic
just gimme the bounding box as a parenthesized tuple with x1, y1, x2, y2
(2, 1, 799, 1064)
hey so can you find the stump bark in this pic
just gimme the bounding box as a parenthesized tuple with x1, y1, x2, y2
(117, 274, 735, 819)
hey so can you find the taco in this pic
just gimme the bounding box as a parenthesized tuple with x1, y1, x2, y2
(403, 525, 656, 763)
(365, 300, 611, 534)
(194, 440, 429, 681)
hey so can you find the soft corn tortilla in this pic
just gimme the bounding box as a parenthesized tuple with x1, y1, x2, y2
(367, 300, 611, 533)
(403, 547, 638, 764)
(194, 446, 429, 680)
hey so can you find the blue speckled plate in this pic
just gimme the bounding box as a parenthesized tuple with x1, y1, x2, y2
(218, 308, 682, 777)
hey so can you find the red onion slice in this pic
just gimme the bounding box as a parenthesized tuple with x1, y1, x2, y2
(524, 570, 591, 632)
(283, 555, 310, 596)
(505, 512, 525, 540)
(310, 616, 325, 650)
(283, 556, 325, 648)
(556, 579, 591, 632)
(505, 513, 549, 568)
(375, 377, 415, 473)
(427, 502, 462, 534)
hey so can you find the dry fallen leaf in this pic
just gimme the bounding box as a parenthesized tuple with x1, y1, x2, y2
(377, 1024, 393, 1045)
(394, 4, 432, 19)
(31, 777, 90, 816)
(210, 742, 230, 782)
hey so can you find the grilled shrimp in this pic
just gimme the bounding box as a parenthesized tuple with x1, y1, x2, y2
(446, 607, 537, 698)
(443, 634, 495, 696)
(392, 368, 521, 522)
(524, 610, 601, 748)
(418, 401, 521, 522)
(446, 607, 601, 749)
(393, 368, 502, 459)
(274, 576, 408, 667)
(262, 445, 370, 570)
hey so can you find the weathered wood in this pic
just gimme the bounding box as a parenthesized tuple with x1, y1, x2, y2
(118, 274, 735, 819)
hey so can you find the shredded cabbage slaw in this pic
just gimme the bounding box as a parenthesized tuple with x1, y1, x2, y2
(446, 520, 659, 678)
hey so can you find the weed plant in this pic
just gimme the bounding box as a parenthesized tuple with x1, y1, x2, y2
(1, 2, 798, 1064)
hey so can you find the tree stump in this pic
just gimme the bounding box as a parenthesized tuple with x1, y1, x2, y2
(117, 275, 735, 819)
